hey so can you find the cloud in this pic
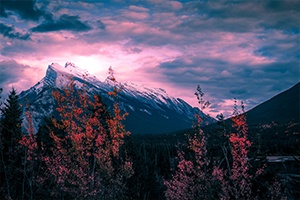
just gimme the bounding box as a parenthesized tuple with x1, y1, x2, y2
(122, 10, 149, 20)
(230, 89, 248, 95)
(0, 59, 43, 96)
(177, 0, 299, 35)
(129, 5, 149, 12)
(147, 0, 182, 11)
(0, 60, 29, 84)
(31, 14, 91, 32)
(127, 47, 143, 54)
(0, 0, 51, 21)
(154, 48, 299, 116)
(168, 1, 183, 10)
(0, 23, 31, 40)
(97, 20, 106, 30)
(0, 0, 299, 118)
(264, 0, 300, 12)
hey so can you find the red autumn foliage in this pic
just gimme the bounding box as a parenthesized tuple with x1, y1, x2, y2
(37, 72, 133, 199)
(165, 114, 212, 200)
(165, 96, 286, 200)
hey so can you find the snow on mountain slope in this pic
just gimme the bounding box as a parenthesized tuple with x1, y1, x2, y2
(19, 63, 215, 134)
(120, 81, 197, 117)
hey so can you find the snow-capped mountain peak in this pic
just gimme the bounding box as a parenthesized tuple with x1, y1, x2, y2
(48, 62, 88, 77)
(65, 62, 76, 68)
(19, 62, 216, 134)
(44, 62, 101, 88)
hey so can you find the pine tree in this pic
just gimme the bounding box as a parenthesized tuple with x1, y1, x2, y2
(0, 88, 24, 199)
(1, 88, 23, 151)
(0, 88, 2, 107)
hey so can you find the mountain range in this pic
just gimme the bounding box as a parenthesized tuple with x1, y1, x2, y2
(18, 62, 299, 135)
(19, 62, 215, 134)
(152, 81, 299, 156)
(208, 81, 300, 131)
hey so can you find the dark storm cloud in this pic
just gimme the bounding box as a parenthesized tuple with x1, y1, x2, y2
(175, 17, 255, 34)
(160, 58, 227, 70)
(31, 14, 91, 32)
(189, 0, 299, 20)
(0, 0, 51, 21)
(157, 57, 228, 83)
(155, 54, 299, 105)
(0, 23, 31, 40)
(264, 0, 300, 12)
(159, 59, 193, 69)
(178, 0, 299, 34)
(254, 39, 299, 65)
(0, 60, 29, 84)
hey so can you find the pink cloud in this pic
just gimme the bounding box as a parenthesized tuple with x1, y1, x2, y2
(122, 11, 149, 20)
(128, 5, 149, 12)
(168, 1, 183, 10)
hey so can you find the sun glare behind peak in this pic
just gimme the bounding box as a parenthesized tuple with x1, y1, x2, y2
(72, 56, 110, 80)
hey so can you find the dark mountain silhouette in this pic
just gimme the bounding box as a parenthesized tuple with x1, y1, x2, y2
(169, 82, 299, 152)
(245, 82, 299, 125)
(199, 82, 300, 155)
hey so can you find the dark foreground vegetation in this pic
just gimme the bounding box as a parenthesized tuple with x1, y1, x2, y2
(0, 77, 299, 199)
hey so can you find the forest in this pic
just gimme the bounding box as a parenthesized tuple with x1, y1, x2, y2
(0, 73, 299, 200)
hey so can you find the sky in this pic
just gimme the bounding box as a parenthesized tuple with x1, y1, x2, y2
(0, 0, 299, 118)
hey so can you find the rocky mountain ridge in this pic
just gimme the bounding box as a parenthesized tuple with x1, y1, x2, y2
(19, 62, 215, 134)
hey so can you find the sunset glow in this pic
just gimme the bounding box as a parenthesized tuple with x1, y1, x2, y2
(1, 0, 299, 118)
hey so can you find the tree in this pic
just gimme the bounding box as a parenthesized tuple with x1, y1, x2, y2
(194, 84, 211, 111)
(1, 88, 23, 153)
(212, 102, 286, 200)
(165, 86, 213, 200)
(212, 113, 254, 199)
(0, 88, 24, 200)
(0, 88, 2, 107)
(38, 70, 133, 199)
(19, 109, 39, 200)
(164, 89, 288, 199)
(164, 115, 214, 200)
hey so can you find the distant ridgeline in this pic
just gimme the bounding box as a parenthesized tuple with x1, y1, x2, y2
(245, 82, 300, 125)
(202, 82, 300, 155)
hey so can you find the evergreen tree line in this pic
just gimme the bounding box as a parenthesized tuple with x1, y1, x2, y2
(0, 84, 298, 199)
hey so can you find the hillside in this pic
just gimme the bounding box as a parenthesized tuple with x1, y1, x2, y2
(246, 82, 299, 125)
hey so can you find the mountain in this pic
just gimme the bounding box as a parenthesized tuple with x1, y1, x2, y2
(185, 81, 300, 156)
(245, 82, 299, 125)
(211, 82, 300, 128)
(19, 62, 215, 134)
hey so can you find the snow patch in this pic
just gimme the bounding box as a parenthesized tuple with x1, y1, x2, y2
(128, 105, 135, 111)
(140, 108, 152, 115)
(162, 114, 169, 119)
